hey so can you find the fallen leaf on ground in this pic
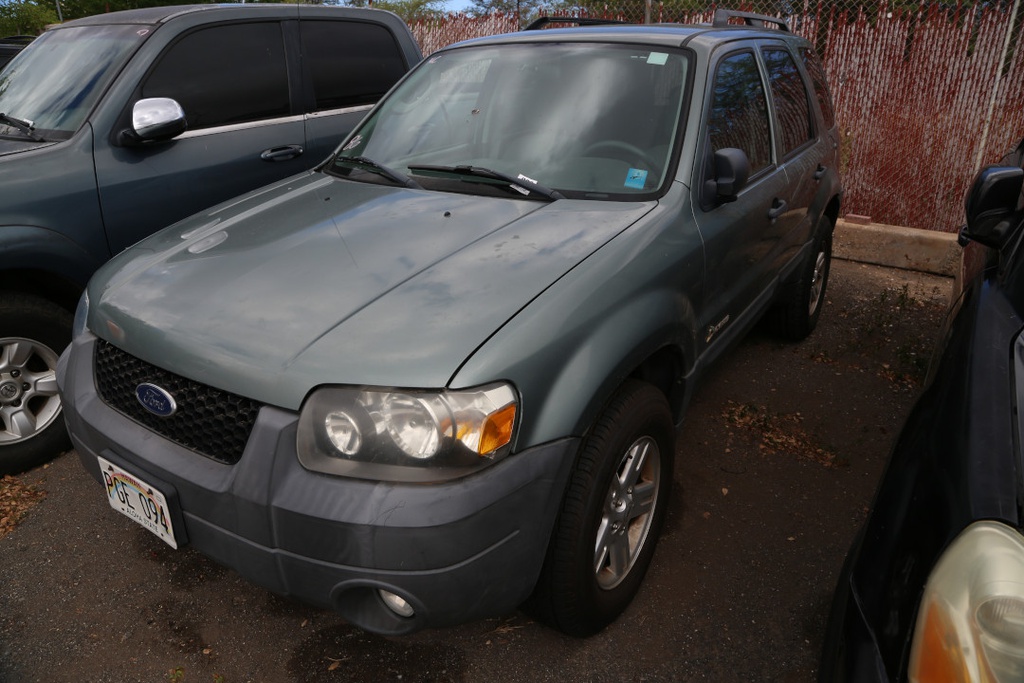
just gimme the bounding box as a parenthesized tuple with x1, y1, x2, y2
(0, 475, 46, 540)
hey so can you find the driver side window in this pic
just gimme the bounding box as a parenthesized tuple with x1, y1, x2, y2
(142, 22, 290, 130)
(706, 50, 772, 176)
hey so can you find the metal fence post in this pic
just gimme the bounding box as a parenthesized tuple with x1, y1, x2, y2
(974, 0, 1023, 174)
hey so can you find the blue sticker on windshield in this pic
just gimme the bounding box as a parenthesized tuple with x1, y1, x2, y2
(625, 168, 648, 189)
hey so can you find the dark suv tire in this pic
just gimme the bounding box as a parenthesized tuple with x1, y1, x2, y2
(772, 215, 834, 341)
(0, 293, 72, 475)
(528, 379, 674, 636)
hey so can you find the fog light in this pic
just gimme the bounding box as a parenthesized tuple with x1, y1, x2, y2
(379, 590, 415, 618)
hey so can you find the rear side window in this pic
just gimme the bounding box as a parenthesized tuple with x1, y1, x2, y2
(707, 50, 772, 175)
(300, 21, 408, 111)
(798, 47, 836, 130)
(761, 47, 814, 158)
(143, 22, 290, 130)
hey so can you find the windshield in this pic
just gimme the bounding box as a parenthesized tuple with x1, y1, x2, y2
(330, 42, 690, 200)
(0, 24, 149, 140)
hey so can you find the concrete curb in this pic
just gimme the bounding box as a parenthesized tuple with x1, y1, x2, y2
(834, 219, 960, 278)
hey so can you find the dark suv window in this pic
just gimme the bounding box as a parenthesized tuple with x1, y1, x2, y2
(301, 21, 408, 111)
(798, 47, 835, 130)
(707, 50, 772, 174)
(762, 47, 814, 158)
(142, 22, 290, 130)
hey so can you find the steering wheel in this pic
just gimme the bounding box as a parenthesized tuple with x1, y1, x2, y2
(582, 140, 660, 172)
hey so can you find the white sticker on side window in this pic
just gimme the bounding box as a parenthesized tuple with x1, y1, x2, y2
(647, 52, 669, 65)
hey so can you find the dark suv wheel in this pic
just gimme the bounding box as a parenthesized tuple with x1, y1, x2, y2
(529, 379, 675, 636)
(0, 293, 72, 475)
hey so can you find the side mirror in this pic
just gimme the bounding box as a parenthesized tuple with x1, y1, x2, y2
(708, 148, 750, 203)
(959, 165, 1024, 250)
(119, 97, 187, 145)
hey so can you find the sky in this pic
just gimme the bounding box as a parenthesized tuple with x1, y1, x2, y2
(442, 0, 476, 12)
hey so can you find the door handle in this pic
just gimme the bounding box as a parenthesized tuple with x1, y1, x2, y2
(261, 144, 304, 162)
(813, 165, 826, 180)
(768, 198, 788, 221)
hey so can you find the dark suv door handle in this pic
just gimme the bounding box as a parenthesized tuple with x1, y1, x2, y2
(768, 198, 788, 221)
(261, 145, 304, 162)
(813, 165, 826, 180)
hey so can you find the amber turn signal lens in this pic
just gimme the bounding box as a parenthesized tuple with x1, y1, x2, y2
(479, 403, 516, 455)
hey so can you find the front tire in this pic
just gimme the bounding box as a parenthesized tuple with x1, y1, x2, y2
(528, 379, 674, 636)
(0, 293, 73, 475)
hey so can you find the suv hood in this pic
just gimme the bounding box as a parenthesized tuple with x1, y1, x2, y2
(91, 172, 655, 409)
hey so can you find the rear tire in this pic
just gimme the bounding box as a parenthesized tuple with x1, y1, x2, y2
(772, 215, 833, 341)
(0, 293, 73, 475)
(528, 379, 674, 636)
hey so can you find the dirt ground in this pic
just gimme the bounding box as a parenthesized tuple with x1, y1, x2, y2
(0, 258, 953, 683)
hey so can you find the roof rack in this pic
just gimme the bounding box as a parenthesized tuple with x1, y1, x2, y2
(711, 9, 790, 32)
(524, 16, 630, 30)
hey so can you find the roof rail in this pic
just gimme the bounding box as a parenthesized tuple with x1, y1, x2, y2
(711, 9, 790, 32)
(524, 16, 630, 30)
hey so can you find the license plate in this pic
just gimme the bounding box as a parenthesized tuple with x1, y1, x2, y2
(97, 456, 178, 549)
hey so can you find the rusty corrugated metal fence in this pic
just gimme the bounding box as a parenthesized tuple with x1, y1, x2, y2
(409, 1, 1024, 232)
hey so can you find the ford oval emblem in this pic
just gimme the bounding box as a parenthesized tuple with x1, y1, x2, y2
(135, 383, 177, 417)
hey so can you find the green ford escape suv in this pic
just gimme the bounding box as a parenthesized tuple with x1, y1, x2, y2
(58, 12, 842, 636)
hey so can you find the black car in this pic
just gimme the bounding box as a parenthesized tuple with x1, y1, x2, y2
(0, 35, 33, 69)
(820, 137, 1024, 682)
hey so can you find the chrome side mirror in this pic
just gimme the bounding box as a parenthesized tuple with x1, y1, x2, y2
(121, 97, 187, 145)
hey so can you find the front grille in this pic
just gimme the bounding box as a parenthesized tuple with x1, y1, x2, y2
(93, 340, 262, 465)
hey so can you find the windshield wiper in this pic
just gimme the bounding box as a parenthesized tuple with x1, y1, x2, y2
(408, 165, 564, 201)
(334, 155, 422, 189)
(0, 113, 45, 142)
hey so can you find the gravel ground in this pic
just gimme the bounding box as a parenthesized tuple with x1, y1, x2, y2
(0, 258, 953, 683)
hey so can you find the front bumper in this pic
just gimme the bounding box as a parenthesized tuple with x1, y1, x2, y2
(820, 549, 890, 682)
(59, 334, 577, 634)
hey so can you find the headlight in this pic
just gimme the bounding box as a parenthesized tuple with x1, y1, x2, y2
(909, 521, 1024, 682)
(296, 383, 518, 482)
(72, 290, 90, 338)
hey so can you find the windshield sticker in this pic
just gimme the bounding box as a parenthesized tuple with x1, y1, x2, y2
(647, 52, 669, 66)
(625, 169, 648, 189)
(342, 135, 363, 152)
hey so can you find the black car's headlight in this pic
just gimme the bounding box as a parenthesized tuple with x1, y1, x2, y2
(296, 383, 517, 482)
(909, 521, 1024, 682)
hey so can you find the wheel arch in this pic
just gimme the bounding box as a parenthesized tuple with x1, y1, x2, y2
(539, 314, 694, 447)
(824, 194, 841, 227)
(466, 285, 697, 451)
(0, 225, 103, 311)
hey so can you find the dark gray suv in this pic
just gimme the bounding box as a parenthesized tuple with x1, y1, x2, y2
(0, 4, 421, 474)
(58, 11, 842, 636)
(0, 35, 32, 69)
